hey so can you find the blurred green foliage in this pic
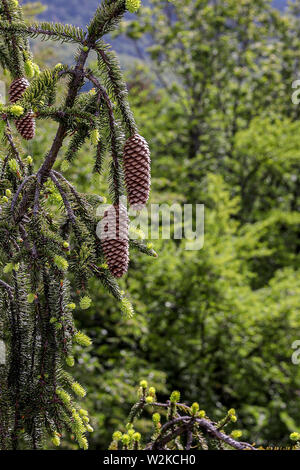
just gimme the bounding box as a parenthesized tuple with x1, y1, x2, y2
(16, 0, 300, 449)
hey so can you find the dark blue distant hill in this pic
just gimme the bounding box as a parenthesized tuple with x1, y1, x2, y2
(21, 0, 150, 27)
(21, 0, 287, 25)
(272, 0, 287, 11)
(20, 0, 288, 58)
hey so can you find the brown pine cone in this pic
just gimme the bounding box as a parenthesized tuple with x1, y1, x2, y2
(9, 77, 36, 140)
(15, 111, 36, 140)
(100, 204, 129, 278)
(9, 77, 30, 103)
(124, 134, 151, 210)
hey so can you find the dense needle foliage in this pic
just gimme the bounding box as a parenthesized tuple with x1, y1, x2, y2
(0, 0, 154, 450)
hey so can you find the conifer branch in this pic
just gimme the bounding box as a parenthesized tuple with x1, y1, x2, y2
(94, 43, 137, 135)
(50, 172, 76, 224)
(0, 20, 86, 44)
(0, 0, 150, 450)
(1, 0, 23, 77)
(0, 279, 12, 294)
(3, 117, 24, 171)
(10, 174, 35, 215)
(149, 416, 255, 451)
(85, 70, 124, 202)
(36, 51, 89, 182)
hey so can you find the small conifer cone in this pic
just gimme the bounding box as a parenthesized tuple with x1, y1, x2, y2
(100, 204, 129, 278)
(9, 77, 30, 103)
(124, 134, 151, 210)
(15, 111, 36, 140)
(9, 77, 36, 140)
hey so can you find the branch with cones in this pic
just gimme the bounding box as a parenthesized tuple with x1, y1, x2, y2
(0, 0, 157, 451)
(2, 1, 152, 280)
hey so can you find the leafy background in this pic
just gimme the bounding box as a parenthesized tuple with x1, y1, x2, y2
(15, 0, 300, 450)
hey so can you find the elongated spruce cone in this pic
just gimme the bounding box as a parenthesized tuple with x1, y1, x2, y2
(9, 77, 30, 103)
(124, 134, 151, 210)
(15, 111, 36, 140)
(100, 204, 129, 278)
(9, 77, 36, 140)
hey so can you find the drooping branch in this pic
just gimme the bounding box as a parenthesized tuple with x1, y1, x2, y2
(85, 70, 124, 201)
(50, 172, 76, 224)
(94, 43, 137, 135)
(3, 117, 24, 171)
(10, 174, 35, 215)
(0, 279, 12, 295)
(1, 0, 23, 77)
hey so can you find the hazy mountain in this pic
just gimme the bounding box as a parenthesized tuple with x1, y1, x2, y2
(21, 0, 151, 27)
(21, 0, 287, 26)
(21, 0, 288, 59)
(272, 0, 287, 11)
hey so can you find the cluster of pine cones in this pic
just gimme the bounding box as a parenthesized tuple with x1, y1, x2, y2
(9, 77, 35, 140)
(8, 79, 151, 279)
(101, 133, 151, 278)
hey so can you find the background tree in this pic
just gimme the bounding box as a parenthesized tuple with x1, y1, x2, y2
(75, 0, 300, 447)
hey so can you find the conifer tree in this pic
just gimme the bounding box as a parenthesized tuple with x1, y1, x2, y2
(0, 0, 154, 450)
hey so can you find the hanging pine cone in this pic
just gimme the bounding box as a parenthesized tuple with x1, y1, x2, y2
(9, 77, 36, 140)
(124, 134, 151, 210)
(100, 204, 129, 278)
(15, 111, 36, 140)
(9, 77, 29, 103)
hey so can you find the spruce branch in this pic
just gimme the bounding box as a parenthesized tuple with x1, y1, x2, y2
(10, 174, 35, 216)
(85, 70, 124, 202)
(1, 0, 24, 77)
(94, 43, 137, 135)
(112, 390, 256, 451)
(27, 22, 86, 44)
(3, 117, 24, 171)
(36, 50, 89, 182)
(0, 20, 86, 44)
(88, 0, 126, 41)
(0, 278, 12, 294)
(0, 0, 153, 450)
(50, 172, 76, 225)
